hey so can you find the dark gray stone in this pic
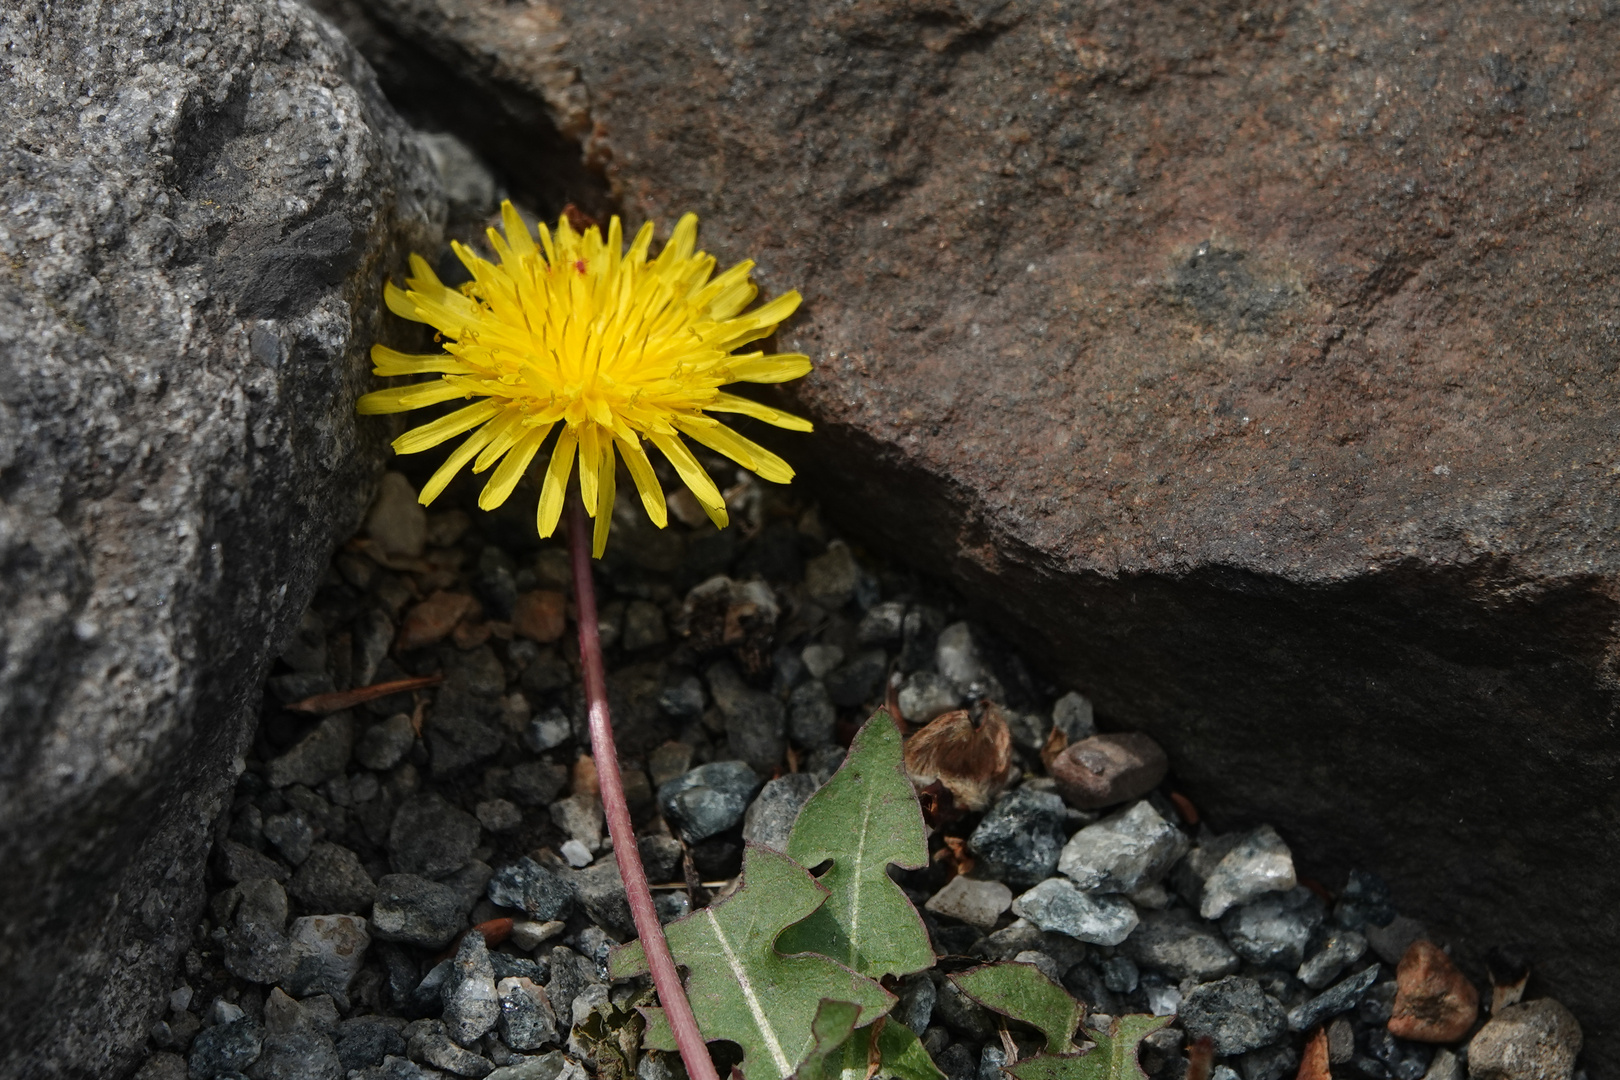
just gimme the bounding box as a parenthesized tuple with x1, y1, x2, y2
(442, 932, 500, 1046)
(804, 745, 847, 785)
(1335, 871, 1398, 932)
(706, 663, 786, 773)
(486, 857, 574, 921)
(497, 977, 557, 1052)
(1012, 879, 1138, 946)
(1057, 800, 1188, 895)
(357, 716, 418, 773)
(367, 1054, 447, 1080)
(658, 677, 706, 722)
(788, 680, 837, 749)
(566, 860, 635, 938)
(1238, 1045, 1299, 1080)
(970, 787, 1069, 889)
(823, 649, 889, 709)
(1287, 965, 1382, 1032)
(1199, 827, 1297, 920)
(266, 714, 357, 790)
(405, 1018, 493, 1077)
(657, 761, 762, 843)
(521, 652, 573, 696)
(245, 1030, 342, 1080)
(1179, 977, 1288, 1055)
(858, 602, 908, 647)
(1297, 930, 1368, 990)
(284, 915, 371, 1007)
(188, 1019, 264, 1080)
(741, 773, 820, 853)
(896, 972, 936, 1036)
(543, 947, 599, 1027)
(506, 762, 568, 809)
(637, 834, 685, 884)
(1123, 909, 1242, 983)
(897, 672, 961, 726)
(390, 794, 480, 878)
(522, 708, 573, 754)
(217, 842, 291, 886)
(932, 972, 997, 1042)
(289, 842, 376, 915)
(337, 1020, 408, 1073)
(373, 874, 471, 949)
(1220, 888, 1326, 971)
(489, 953, 547, 983)
(225, 879, 294, 985)
(261, 811, 315, 866)
(425, 649, 507, 776)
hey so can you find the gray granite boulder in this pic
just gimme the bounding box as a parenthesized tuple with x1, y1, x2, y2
(0, 1, 443, 1074)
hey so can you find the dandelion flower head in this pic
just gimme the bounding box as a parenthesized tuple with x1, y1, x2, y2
(359, 202, 812, 555)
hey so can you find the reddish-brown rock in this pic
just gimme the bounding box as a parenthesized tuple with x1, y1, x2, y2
(396, 591, 479, 651)
(512, 590, 567, 644)
(1389, 940, 1480, 1044)
(318, 0, 1619, 1065)
(1050, 733, 1169, 810)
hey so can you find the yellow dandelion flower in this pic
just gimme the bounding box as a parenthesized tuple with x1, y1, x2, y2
(358, 202, 813, 556)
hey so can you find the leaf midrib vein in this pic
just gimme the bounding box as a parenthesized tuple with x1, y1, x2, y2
(706, 907, 794, 1078)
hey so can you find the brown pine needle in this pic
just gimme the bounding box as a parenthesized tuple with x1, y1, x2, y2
(285, 673, 443, 714)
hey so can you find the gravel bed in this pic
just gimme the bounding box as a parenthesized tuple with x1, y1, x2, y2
(130, 468, 1584, 1080)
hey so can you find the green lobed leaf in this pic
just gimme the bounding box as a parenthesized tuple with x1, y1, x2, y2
(789, 1000, 865, 1080)
(875, 1020, 948, 1080)
(789, 1009, 948, 1080)
(778, 709, 934, 980)
(612, 845, 896, 1080)
(1005, 1015, 1173, 1080)
(949, 962, 1084, 1054)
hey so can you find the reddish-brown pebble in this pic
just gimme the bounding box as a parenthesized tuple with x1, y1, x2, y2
(1388, 939, 1479, 1043)
(512, 590, 566, 643)
(452, 620, 492, 650)
(1296, 1027, 1330, 1080)
(395, 590, 478, 651)
(1049, 732, 1168, 809)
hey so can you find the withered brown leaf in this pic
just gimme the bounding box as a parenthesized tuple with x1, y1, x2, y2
(902, 704, 1015, 813)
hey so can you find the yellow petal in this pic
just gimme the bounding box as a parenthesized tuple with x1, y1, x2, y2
(392, 400, 503, 454)
(615, 432, 668, 529)
(384, 281, 425, 323)
(356, 381, 464, 414)
(706, 392, 813, 431)
(420, 423, 497, 504)
(593, 439, 616, 558)
(626, 220, 655, 266)
(536, 427, 578, 538)
(371, 344, 471, 377)
(406, 253, 446, 291)
(479, 425, 547, 510)
(677, 418, 794, 484)
(473, 412, 525, 472)
(724, 352, 813, 384)
(577, 423, 601, 517)
(502, 201, 537, 260)
(650, 431, 728, 528)
(661, 213, 699, 266)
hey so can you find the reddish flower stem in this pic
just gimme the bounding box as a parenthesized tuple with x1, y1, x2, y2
(567, 496, 718, 1080)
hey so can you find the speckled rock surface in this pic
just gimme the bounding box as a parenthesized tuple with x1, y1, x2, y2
(277, 0, 1620, 1067)
(0, 1, 443, 1074)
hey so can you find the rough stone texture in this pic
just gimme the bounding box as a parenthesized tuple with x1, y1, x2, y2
(1389, 940, 1480, 1044)
(302, 0, 1620, 1064)
(1469, 999, 1584, 1080)
(0, 0, 442, 1074)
